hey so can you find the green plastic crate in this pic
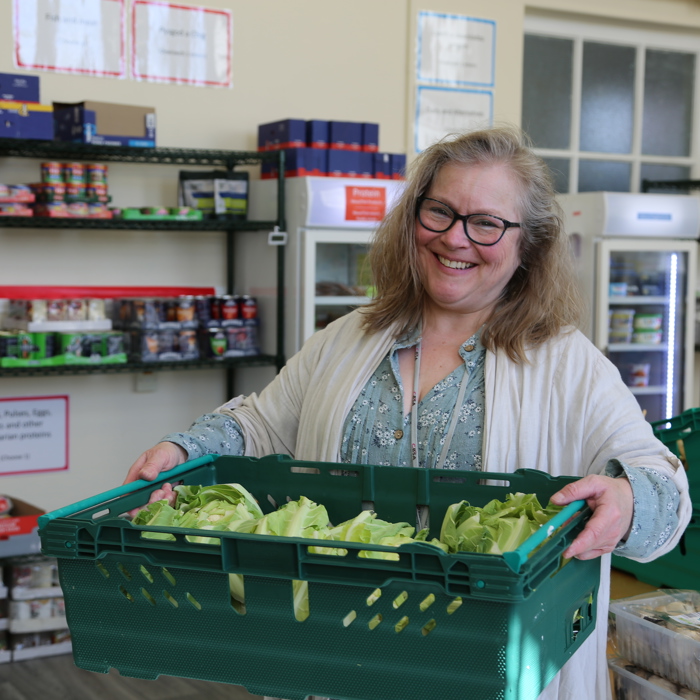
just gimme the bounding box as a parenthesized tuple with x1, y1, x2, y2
(651, 407, 700, 499)
(38, 454, 599, 700)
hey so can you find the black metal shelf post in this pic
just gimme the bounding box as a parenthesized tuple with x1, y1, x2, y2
(0, 138, 287, 384)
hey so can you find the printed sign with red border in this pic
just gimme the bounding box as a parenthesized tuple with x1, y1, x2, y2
(345, 185, 387, 222)
(0, 396, 69, 476)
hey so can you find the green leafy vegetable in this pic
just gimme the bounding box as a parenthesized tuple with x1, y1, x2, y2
(439, 492, 564, 555)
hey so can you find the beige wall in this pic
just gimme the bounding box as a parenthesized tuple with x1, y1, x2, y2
(0, 0, 697, 511)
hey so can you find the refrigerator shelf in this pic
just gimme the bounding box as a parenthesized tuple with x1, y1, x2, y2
(628, 385, 666, 396)
(314, 295, 371, 306)
(608, 343, 668, 352)
(609, 296, 668, 305)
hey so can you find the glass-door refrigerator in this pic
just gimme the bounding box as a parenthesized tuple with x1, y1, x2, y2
(237, 176, 404, 395)
(558, 192, 699, 423)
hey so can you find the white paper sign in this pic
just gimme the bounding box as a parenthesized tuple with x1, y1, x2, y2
(14, 0, 125, 78)
(415, 86, 493, 152)
(132, 0, 232, 87)
(417, 11, 495, 87)
(0, 396, 68, 476)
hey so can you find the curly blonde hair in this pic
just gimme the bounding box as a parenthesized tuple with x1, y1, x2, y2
(361, 124, 585, 363)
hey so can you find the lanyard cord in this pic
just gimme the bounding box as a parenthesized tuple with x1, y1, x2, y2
(410, 340, 469, 470)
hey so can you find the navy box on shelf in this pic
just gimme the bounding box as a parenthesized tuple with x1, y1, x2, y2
(306, 119, 329, 148)
(53, 101, 156, 147)
(362, 122, 379, 152)
(373, 152, 391, 179)
(391, 153, 407, 180)
(37, 455, 599, 700)
(0, 101, 53, 140)
(329, 120, 362, 150)
(257, 119, 306, 151)
(0, 73, 40, 103)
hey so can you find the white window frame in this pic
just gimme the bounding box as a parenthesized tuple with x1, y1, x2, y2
(524, 12, 700, 193)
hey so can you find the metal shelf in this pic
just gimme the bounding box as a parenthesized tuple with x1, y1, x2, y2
(0, 141, 288, 384)
(0, 138, 282, 168)
(0, 216, 278, 231)
(0, 355, 277, 378)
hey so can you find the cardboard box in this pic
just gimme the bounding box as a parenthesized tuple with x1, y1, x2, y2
(306, 120, 329, 148)
(0, 497, 44, 557)
(329, 120, 362, 150)
(390, 153, 407, 179)
(257, 119, 306, 151)
(53, 101, 156, 147)
(373, 152, 391, 179)
(0, 73, 40, 103)
(0, 101, 53, 140)
(328, 150, 372, 177)
(261, 148, 327, 178)
(362, 122, 379, 152)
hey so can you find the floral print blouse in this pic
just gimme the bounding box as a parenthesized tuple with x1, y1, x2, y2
(163, 331, 679, 560)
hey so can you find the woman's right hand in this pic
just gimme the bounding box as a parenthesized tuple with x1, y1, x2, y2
(123, 441, 188, 484)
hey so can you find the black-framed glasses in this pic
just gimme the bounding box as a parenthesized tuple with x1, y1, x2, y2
(416, 196, 521, 246)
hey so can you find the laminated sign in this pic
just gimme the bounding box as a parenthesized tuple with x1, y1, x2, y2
(345, 185, 386, 222)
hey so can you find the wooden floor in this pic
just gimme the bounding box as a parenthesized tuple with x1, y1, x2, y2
(0, 653, 263, 700)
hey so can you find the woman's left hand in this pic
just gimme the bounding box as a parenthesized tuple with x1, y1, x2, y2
(549, 474, 633, 560)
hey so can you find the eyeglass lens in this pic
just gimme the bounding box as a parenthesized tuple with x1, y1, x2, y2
(418, 199, 507, 245)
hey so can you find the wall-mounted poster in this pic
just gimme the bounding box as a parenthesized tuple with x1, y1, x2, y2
(416, 11, 495, 88)
(131, 0, 232, 87)
(13, 0, 126, 78)
(415, 85, 493, 153)
(0, 396, 69, 477)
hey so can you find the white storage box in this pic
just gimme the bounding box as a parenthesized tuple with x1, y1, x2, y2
(608, 658, 700, 699)
(609, 590, 700, 693)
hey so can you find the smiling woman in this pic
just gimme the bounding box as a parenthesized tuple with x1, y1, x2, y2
(124, 125, 691, 700)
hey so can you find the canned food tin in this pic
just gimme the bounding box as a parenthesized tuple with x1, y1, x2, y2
(194, 296, 212, 324)
(240, 295, 258, 320)
(203, 328, 226, 358)
(220, 295, 240, 320)
(41, 162, 63, 183)
(178, 328, 198, 356)
(176, 296, 196, 323)
(62, 162, 86, 184)
(87, 163, 108, 185)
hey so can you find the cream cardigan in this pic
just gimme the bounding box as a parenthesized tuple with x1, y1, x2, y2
(219, 309, 691, 700)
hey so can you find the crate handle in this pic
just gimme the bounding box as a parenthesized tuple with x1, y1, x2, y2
(502, 499, 585, 573)
(37, 454, 219, 528)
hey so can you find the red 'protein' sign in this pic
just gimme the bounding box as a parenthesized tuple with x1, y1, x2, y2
(345, 186, 387, 222)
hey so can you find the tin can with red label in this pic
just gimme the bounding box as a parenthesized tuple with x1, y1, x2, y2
(41, 162, 63, 183)
(220, 295, 240, 320)
(62, 162, 86, 184)
(87, 163, 108, 185)
(240, 295, 258, 320)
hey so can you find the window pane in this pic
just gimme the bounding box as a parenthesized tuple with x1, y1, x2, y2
(640, 163, 692, 193)
(522, 35, 573, 149)
(542, 157, 570, 193)
(580, 42, 635, 153)
(643, 49, 695, 157)
(578, 160, 631, 192)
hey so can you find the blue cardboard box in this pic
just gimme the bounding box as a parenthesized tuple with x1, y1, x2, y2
(53, 101, 156, 147)
(0, 73, 40, 103)
(328, 150, 362, 177)
(257, 119, 306, 151)
(373, 152, 391, 179)
(0, 101, 53, 140)
(261, 148, 327, 178)
(361, 122, 379, 152)
(306, 120, 329, 148)
(391, 153, 407, 180)
(329, 121, 362, 150)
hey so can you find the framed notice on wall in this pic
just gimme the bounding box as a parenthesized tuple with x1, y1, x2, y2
(0, 396, 69, 477)
(131, 0, 232, 87)
(13, 0, 126, 78)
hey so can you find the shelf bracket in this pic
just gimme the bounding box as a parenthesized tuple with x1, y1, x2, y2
(268, 226, 287, 246)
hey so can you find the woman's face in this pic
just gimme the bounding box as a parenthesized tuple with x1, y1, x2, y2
(416, 162, 523, 321)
